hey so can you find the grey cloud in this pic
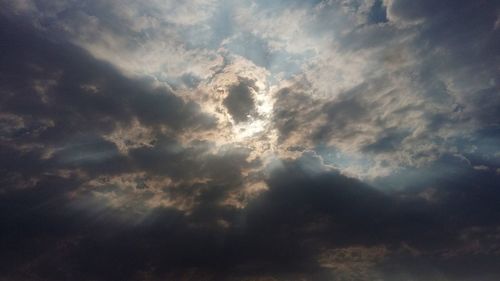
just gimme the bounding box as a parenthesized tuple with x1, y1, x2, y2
(3, 151, 500, 280)
(129, 136, 256, 189)
(272, 83, 323, 145)
(383, 0, 500, 124)
(1, 1, 500, 280)
(362, 130, 409, 153)
(0, 16, 221, 205)
(0, 16, 215, 144)
(223, 78, 257, 123)
(313, 95, 369, 143)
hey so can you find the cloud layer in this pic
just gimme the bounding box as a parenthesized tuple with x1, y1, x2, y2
(1, 0, 499, 280)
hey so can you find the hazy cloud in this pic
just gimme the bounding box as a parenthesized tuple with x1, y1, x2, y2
(1, 0, 499, 280)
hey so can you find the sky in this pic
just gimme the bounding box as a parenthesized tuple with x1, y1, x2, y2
(0, 0, 499, 280)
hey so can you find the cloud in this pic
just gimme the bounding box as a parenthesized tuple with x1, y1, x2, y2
(1, 0, 500, 280)
(223, 78, 257, 123)
(2, 149, 500, 280)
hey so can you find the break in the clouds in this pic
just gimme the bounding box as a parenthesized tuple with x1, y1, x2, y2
(1, 0, 499, 280)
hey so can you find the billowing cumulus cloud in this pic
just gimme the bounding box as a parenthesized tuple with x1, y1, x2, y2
(1, 0, 500, 280)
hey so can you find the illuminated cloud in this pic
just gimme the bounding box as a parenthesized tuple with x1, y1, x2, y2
(1, 0, 499, 280)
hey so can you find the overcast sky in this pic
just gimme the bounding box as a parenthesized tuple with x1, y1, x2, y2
(1, 1, 500, 280)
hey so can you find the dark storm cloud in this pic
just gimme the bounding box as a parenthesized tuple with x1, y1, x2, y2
(0, 16, 269, 280)
(0, 15, 260, 228)
(0, 17, 216, 142)
(0, 15, 247, 280)
(239, 153, 500, 280)
(1, 0, 500, 280)
(388, 0, 500, 93)
(3, 149, 500, 280)
(1, 152, 398, 280)
(385, 0, 500, 124)
(128, 136, 258, 208)
(0, 15, 223, 209)
(223, 78, 257, 123)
